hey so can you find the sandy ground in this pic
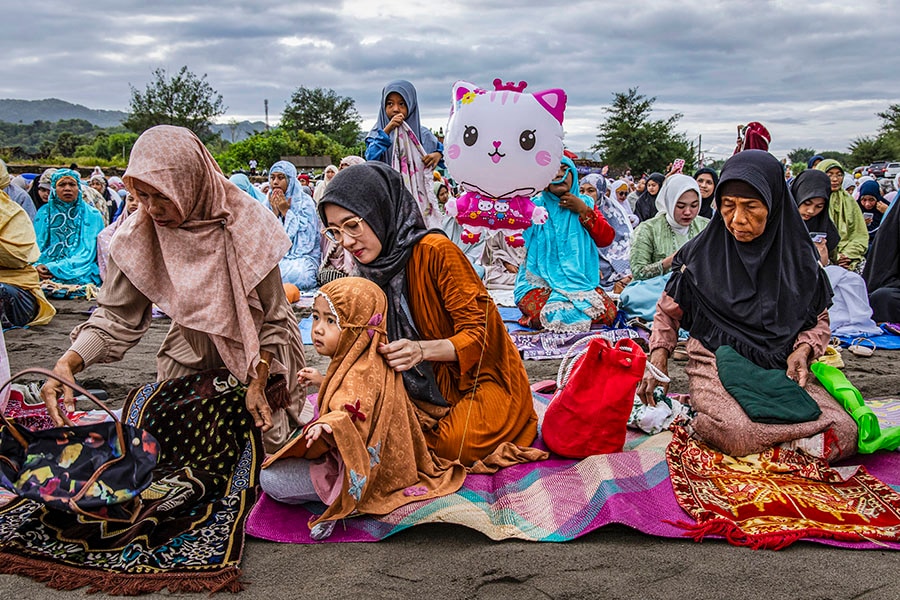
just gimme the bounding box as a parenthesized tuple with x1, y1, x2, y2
(2, 299, 900, 599)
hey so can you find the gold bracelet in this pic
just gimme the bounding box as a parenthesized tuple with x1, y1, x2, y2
(258, 358, 270, 370)
(416, 341, 425, 365)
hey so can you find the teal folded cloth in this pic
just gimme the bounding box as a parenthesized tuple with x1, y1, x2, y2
(715, 345, 822, 424)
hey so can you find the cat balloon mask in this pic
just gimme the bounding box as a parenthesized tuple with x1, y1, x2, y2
(444, 79, 567, 247)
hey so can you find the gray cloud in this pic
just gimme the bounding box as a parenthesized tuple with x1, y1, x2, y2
(3, 0, 897, 164)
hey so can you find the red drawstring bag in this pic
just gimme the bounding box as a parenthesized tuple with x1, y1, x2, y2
(542, 336, 646, 458)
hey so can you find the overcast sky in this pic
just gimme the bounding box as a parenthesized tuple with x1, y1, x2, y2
(4, 0, 897, 164)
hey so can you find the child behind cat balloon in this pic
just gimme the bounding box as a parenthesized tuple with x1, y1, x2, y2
(260, 277, 465, 539)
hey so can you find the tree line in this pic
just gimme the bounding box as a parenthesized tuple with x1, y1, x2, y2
(2, 66, 895, 175)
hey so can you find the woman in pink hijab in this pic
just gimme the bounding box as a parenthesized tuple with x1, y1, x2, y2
(41, 126, 311, 452)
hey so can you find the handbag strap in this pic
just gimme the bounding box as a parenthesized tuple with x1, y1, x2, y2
(645, 360, 671, 384)
(0, 367, 121, 449)
(556, 334, 610, 390)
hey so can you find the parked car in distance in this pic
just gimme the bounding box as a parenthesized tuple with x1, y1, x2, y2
(868, 161, 888, 178)
(884, 162, 900, 180)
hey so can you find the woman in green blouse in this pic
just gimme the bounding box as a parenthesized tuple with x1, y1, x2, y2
(629, 174, 709, 280)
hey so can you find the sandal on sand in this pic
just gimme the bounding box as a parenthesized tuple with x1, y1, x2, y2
(848, 337, 876, 357)
(815, 345, 844, 369)
(672, 341, 688, 362)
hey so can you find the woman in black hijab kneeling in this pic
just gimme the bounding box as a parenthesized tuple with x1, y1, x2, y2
(637, 151, 857, 461)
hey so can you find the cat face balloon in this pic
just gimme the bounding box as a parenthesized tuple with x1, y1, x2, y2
(445, 79, 567, 199)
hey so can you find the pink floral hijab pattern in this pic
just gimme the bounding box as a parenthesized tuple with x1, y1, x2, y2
(113, 125, 291, 382)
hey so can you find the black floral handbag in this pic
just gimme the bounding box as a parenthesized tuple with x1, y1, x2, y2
(0, 368, 160, 522)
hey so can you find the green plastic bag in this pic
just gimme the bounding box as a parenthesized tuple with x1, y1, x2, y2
(811, 362, 900, 454)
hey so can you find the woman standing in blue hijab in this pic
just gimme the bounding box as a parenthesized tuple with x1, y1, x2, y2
(33, 168, 104, 285)
(365, 80, 443, 169)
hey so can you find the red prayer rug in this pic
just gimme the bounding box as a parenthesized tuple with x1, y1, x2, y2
(667, 426, 900, 550)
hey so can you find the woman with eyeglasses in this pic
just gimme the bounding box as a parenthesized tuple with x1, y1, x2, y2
(815, 159, 868, 271)
(318, 162, 545, 469)
(40, 126, 312, 453)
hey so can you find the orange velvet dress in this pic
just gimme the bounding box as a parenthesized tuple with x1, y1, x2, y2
(405, 234, 541, 468)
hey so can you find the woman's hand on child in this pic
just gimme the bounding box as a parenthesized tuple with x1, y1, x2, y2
(297, 367, 323, 388)
(423, 152, 442, 170)
(305, 422, 333, 448)
(378, 339, 425, 372)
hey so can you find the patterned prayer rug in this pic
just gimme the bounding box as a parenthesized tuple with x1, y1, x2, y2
(667, 425, 900, 550)
(247, 394, 900, 550)
(0, 369, 261, 594)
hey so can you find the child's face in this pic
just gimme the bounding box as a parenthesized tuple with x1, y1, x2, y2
(311, 295, 341, 357)
(385, 92, 409, 120)
(799, 197, 826, 220)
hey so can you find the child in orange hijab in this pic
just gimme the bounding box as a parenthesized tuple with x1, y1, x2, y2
(260, 277, 465, 539)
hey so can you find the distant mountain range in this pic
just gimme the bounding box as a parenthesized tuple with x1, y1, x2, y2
(0, 98, 266, 141)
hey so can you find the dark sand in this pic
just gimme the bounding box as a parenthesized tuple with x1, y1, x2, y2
(2, 299, 900, 599)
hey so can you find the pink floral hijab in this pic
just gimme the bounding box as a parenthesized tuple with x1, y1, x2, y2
(112, 125, 291, 382)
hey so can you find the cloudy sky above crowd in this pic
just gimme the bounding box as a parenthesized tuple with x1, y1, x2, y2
(4, 0, 897, 163)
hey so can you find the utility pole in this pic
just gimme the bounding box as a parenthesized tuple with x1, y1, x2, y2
(264, 99, 269, 131)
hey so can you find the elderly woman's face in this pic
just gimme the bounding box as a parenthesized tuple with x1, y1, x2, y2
(89, 179, 105, 194)
(54, 177, 80, 203)
(859, 195, 877, 210)
(719, 193, 769, 242)
(322, 203, 383, 264)
(579, 182, 599, 201)
(132, 179, 183, 228)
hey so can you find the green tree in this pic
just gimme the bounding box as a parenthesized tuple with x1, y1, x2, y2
(123, 66, 226, 141)
(592, 88, 694, 174)
(54, 132, 85, 157)
(214, 128, 352, 174)
(848, 136, 894, 167)
(877, 104, 900, 135)
(280, 86, 362, 148)
(819, 150, 853, 167)
(788, 147, 817, 164)
(76, 131, 139, 161)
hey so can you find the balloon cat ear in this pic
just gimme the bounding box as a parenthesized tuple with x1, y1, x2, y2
(532, 89, 567, 125)
(450, 80, 477, 115)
